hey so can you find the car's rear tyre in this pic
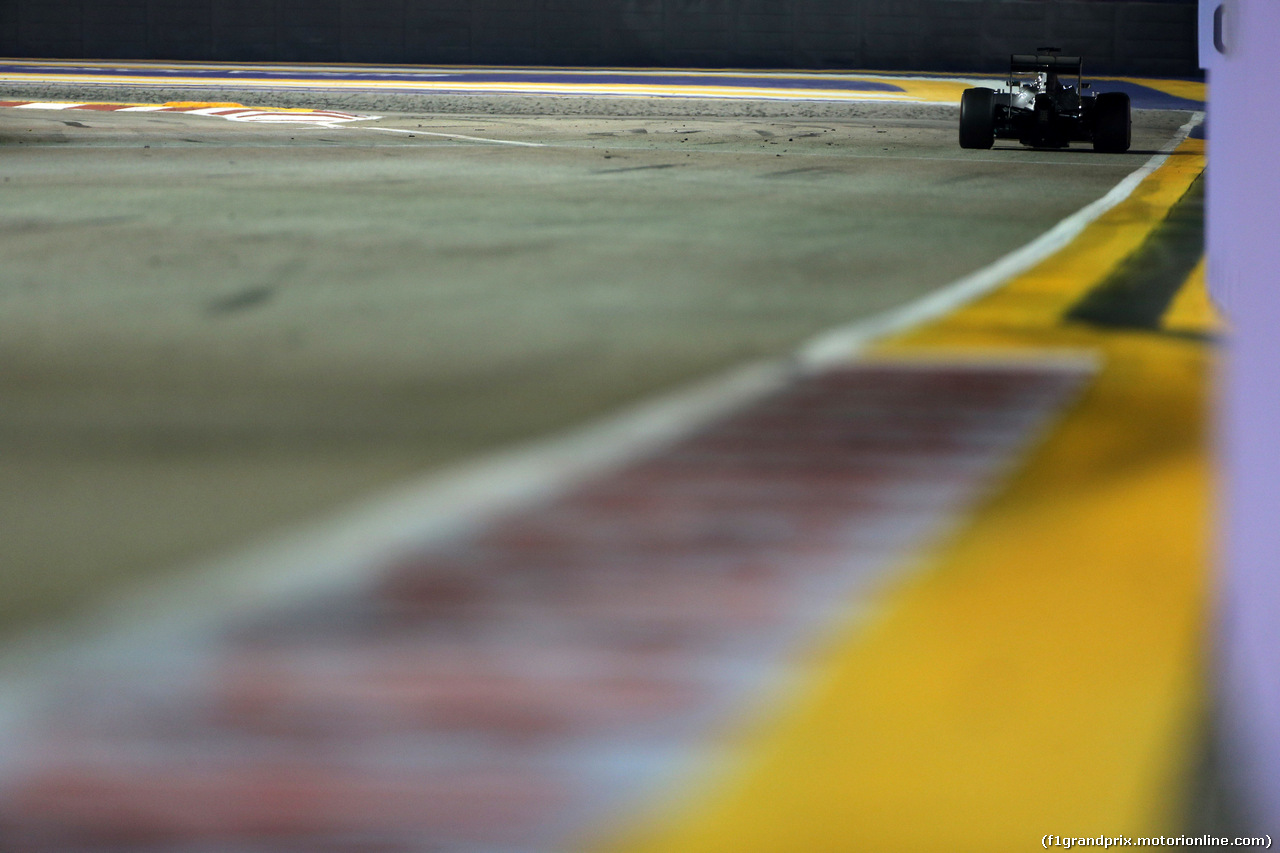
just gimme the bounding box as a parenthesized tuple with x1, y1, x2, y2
(1093, 92, 1131, 153)
(959, 87, 996, 150)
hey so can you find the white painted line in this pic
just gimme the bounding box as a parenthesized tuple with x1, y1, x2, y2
(355, 125, 546, 147)
(13, 102, 83, 110)
(115, 105, 170, 112)
(798, 110, 1207, 367)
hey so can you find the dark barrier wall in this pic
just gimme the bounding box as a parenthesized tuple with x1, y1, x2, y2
(0, 0, 1199, 77)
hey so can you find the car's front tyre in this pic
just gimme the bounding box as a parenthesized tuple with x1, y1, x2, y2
(1093, 92, 1131, 153)
(959, 87, 996, 149)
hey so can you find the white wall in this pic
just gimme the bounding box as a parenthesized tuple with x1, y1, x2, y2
(1207, 0, 1280, 828)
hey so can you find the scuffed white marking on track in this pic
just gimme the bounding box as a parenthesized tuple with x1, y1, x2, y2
(221, 109, 381, 126)
(355, 125, 546, 147)
(1, 100, 382, 125)
(798, 110, 1207, 367)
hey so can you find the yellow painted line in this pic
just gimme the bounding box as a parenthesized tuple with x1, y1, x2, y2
(1163, 256, 1223, 337)
(595, 142, 1211, 851)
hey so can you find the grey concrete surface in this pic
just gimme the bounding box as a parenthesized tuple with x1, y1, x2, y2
(0, 100, 1193, 635)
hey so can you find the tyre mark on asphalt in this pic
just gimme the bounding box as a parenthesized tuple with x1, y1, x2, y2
(206, 285, 276, 316)
(761, 166, 843, 179)
(592, 163, 682, 174)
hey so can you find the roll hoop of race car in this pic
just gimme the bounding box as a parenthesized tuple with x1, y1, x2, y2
(959, 47, 1131, 152)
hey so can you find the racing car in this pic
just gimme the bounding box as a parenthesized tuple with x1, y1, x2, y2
(959, 48, 1131, 152)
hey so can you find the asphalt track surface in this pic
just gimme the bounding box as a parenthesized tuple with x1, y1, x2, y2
(0, 64, 1217, 850)
(0, 68, 1194, 637)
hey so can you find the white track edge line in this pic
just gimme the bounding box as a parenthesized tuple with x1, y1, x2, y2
(798, 110, 1206, 368)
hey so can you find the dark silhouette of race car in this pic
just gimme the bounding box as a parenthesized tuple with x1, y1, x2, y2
(959, 48, 1131, 152)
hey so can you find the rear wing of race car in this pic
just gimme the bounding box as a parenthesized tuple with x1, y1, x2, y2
(1009, 54, 1083, 75)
